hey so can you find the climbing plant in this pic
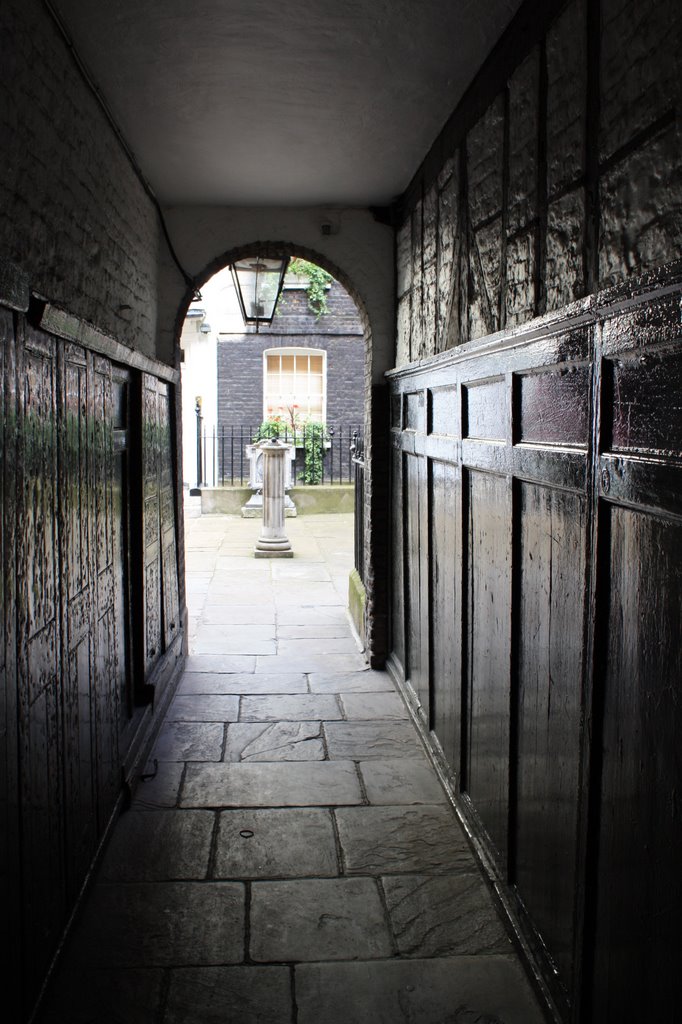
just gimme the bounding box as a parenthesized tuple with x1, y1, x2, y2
(288, 258, 334, 318)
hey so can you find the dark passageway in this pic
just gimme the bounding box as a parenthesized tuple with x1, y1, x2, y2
(2, 1, 681, 1022)
(36, 513, 546, 1023)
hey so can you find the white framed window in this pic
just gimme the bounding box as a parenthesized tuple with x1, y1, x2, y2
(263, 347, 326, 423)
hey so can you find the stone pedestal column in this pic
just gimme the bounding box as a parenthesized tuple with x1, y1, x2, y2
(254, 439, 294, 558)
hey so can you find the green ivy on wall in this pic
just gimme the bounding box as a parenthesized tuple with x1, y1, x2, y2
(288, 258, 334, 318)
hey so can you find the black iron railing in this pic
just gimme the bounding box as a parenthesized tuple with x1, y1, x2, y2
(197, 424, 362, 488)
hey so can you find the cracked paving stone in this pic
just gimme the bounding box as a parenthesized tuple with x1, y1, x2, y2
(250, 878, 391, 961)
(339, 691, 409, 720)
(239, 694, 342, 722)
(324, 721, 425, 759)
(358, 759, 447, 805)
(308, 670, 395, 693)
(98, 810, 214, 881)
(130, 762, 184, 809)
(225, 722, 325, 762)
(181, 761, 363, 807)
(335, 806, 475, 874)
(167, 695, 240, 722)
(164, 966, 292, 1024)
(151, 721, 224, 762)
(382, 874, 511, 957)
(294, 957, 546, 1024)
(214, 808, 338, 878)
(63, 883, 245, 967)
(178, 673, 308, 695)
(184, 655, 256, 673)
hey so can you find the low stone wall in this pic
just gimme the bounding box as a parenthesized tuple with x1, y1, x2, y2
(200, 484, 354, 515)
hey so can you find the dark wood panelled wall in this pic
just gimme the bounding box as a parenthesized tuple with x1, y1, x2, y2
(387, 263, 682, 1023)
(0, 304, 183, 1019)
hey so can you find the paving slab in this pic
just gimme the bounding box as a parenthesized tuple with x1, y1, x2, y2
(130, 762, 184, 809)
(225, 722, 326, 762)
(164, 966, 292, 1024)
(167, 695, 240, 722)
(276, 623, 350, 639)
(181, 761, 363, 807)
(190, 638, 277, 656)
(64, 882, 245, 967)
(39, 968, 164, 1024)
(273, 583, 343, 606)
(359, 759, 448, 804)
(276, 606, 349, 626)
(324, 721, 426, 760)
(152, 721, 224, 762)
(178, 672, 308, 695)
(339, 691, 410, 720)
(204, 593, 275, 607)
(382, 874, 511, 957)
(255, 653, 367, 674)
(193, 625, 277, 642)
(98, 810, 214, 881)
(250, 878, 392, 962)
(214, 808, 338, 878)
(335, 806, 474, 874)
(201, 606, 277, 625)
(239, 694, 342, 722)
(271, 563, 331, 581)
(309, 670, 395, 693)
(295, 957, 547, 1024)
(276, 638, 362, 656)
(184, 655, 257, 673)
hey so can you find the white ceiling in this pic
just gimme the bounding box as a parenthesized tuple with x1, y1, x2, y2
(54, 0, 521, 206)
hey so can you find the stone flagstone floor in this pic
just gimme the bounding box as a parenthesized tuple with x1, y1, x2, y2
(38, 512, 547, 1024)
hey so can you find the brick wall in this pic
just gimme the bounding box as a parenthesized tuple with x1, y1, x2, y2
(395, 0, 682, 366)
(0, 0, 158, 355)
(216, 280, 364, 428)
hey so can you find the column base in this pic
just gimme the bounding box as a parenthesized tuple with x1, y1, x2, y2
(254, 536, 293, 558)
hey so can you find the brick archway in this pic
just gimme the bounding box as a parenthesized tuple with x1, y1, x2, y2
(174, 241, 390, 667)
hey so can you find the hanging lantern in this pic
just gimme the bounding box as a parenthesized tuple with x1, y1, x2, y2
(230, 255, 289, 330)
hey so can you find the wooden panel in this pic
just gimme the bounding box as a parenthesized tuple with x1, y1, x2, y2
(60, 343, 96, 896)
(428, 385, 458, 436)
(404, 453, 427, 717)
(0, 306, 19, 1001)
(463, 377, 507, 440)
(17, 326, 64, 997)
(429, 459, 460, 768)
(159, 386, 180, 650)
(591, 505, 682, 1022)
(390, 445, 405, 675)
(404, 390, 425, 432)
(142, 374, 162, 672)
(92, 358, 120, 821)
(466, 469, 511, 858)
(514, 481, 585, 987)
(605, 345, 682, 453)
(517, 362, 590, 445)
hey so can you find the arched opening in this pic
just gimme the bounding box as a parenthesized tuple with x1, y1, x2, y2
(176, 243, 375, 651)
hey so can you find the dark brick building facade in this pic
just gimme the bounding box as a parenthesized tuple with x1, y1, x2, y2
(216, 278, 365, 430)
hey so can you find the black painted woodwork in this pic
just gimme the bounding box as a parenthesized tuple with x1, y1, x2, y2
(388, 263, 682, 1022)
(0, 312, 182, 1019)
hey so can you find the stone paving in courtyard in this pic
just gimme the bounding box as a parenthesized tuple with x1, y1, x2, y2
(38, 512, 546, 1024)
